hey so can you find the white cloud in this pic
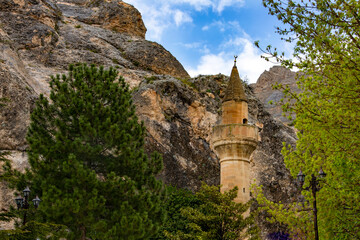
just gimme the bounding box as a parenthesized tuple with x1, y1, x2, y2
(216, 0, 245, 12)
(187, 53, 231, 77)
(171, 0, 213, 11)
(124, 0, 273, 82)
(186, 37, 274, 83)
(124, 0, 171, 40)
(181, 42, 210, 54)
(173, 0, 245, 12)
(125, 0, 245, 40)
(202, 20, 242, 33)
(183, 42, 202, 48)
(174, 10, 193, 26)
(203, 21, 226, 32)
(202, 25, 210, 31)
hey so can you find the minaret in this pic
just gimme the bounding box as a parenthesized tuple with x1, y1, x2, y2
(212, 57, 259, 203)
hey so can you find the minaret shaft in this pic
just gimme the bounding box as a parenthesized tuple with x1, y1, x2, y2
(212, 60, 258, 203)
(222, 100, 248, 125)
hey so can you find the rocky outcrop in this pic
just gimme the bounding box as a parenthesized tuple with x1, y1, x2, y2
(133, 76, 221, 190)
(0, 46, 38, 150)
(57, 0, 147, 39)
(0, 0, 189, 149)
(133, 74, 298, 197)
(0, 0, 188, 81)
(0, 0, 299, 237)
(252, 66, 300, 124)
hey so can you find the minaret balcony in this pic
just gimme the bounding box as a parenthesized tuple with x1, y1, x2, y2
(212, 123, 258, 163)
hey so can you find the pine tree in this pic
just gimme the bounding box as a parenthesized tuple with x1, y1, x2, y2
(24, 64, 166, 239)
(254, 0, 360, 239)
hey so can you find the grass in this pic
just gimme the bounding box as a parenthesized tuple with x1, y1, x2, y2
(131, 86, 139, 93)
(144, 76, 158, 84)
(132, 60, 140, 67)
(54, 23, 60, 33)
(178, 78, 198, 91)
(164, 112, 173, 122)
(112, 59, 120, 65)
(0, 39, 12, 45)
(75, 25, 82, 28)
(87, 48, 100, 54)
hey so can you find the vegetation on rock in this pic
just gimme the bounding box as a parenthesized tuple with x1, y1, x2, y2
(255, 0, 360, 239)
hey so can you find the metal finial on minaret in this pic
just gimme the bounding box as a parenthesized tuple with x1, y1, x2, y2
(234, 55, 238, 66)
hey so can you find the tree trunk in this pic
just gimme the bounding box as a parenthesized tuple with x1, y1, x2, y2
(80, 225, 86, 240)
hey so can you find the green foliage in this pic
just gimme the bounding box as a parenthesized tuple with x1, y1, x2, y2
(0, 98, 15, 185)
(178, 78, 198, 91)
(86, 47, 99, 54)
(253, 185, 311, 239)
(22, 64, 166, 239)
(154, 186, 201, 239)
(165, 183, 259, 240)
(145, 75, 158, 84)
(1, 99, 66, 239)
(0, 152, 21, 187)
(131, 59, 140, 66)
(0, 221, 67, 240)
(255, 0, 360, 239)
(112, 58, 120, 65)
(0, 97, 9, 107)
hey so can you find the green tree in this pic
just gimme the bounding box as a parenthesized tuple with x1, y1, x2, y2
(254, 0, 360, 239)
(165, 184, 259, 240)
(0, 221, 66, 240)
(22, 64, 165, 239)
(154, 186, 201, 239)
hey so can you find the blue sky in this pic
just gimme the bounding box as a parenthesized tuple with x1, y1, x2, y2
(125, 0, 291, 83)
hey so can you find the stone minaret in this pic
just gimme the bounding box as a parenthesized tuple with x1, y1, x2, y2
(212, 57, 259, 203)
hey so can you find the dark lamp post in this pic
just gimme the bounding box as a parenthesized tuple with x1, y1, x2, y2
(318, 168, 326, 179)
(297, 169, 326, 240)
(15, 196, 23, 209)
(297, 169, 305, 186)
(23, 186, 30, 197)
(14, 187, 41, 226)
(32, 195, 41, 208)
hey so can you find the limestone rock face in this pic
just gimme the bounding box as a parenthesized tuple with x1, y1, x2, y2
(252, 66, 300, 124)
(133, 77, 220, 189)
(58, 0, 147, 39)
(0, 0, 298, 237)
(0, 0, 190, 224)
(0, 0, 188, 81)
(0, 46, 38, 150)
(0, 0, 189, 148)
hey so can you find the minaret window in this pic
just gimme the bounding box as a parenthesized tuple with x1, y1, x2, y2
(243, 118, 248, 124)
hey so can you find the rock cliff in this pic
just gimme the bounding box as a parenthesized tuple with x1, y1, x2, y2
(252, 66, 300, 125)
(0, 0, 299, 236)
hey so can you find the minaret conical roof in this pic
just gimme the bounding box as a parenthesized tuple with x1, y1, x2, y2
(223, 60, 247, 102)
